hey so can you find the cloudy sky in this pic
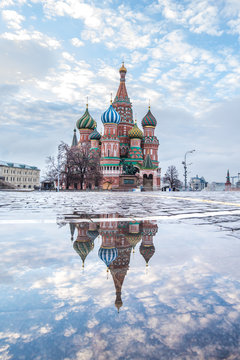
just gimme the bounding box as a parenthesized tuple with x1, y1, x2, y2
(0, 0, 240, 183)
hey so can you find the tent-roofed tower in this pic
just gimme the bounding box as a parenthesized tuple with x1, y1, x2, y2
(112, 63, 134, 158)
(225, 169, 231, 191)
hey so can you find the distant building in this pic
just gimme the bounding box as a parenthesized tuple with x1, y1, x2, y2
(0, 161, 40, 189)
(225, 169, 231, 191)
(189, 175, 207, 191)
(236, 173, 240, 189)
(207, 182, 225, 191)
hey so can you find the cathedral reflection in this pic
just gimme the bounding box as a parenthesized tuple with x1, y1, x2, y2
(67, 214, 158, 312)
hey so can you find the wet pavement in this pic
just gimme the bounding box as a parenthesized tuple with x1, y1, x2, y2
(0, 191, 240, 359)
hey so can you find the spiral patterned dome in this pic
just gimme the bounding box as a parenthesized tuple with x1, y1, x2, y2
(98, 247, 118, 267)
(141, 107, 157, 127)
(128, 123, 143, 139)
(76, 106, 96, 130)
(101, 104, 121, 125)
(86, 229, 99, 241)
(73, 240, 94, 265)
(89, 128, 101, 140)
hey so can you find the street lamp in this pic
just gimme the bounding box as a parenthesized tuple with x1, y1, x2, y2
(182, 150, 195, 191)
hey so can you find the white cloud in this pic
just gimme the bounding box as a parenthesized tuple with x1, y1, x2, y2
(2, 9, 25, 29)
(150, 0, 223, 36)
(1, 29, 61, 49)
(71, 37, 84, 47)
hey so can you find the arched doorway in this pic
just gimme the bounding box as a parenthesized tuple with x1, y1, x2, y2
(143, 174, 153, 189)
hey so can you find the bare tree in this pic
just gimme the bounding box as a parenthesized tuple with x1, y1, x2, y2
(45, 142, 102, 190)
(163, 165, 182, 190)
(66, 147, 101, 189)
(45, 142, 74, 189)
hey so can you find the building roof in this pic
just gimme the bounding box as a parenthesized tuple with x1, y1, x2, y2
(0, 160, 40, 170)
(101, 104, 121, 125)
(142, 107, 157, 127)
(71, 129, 78, 147)
(143, 154, 156, 169)
(76, 105, 96, 130)
(128, 123, 143, 139)
(114, 63, 130, 104)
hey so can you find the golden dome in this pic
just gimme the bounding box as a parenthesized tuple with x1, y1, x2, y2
(119, 62, 127, 73)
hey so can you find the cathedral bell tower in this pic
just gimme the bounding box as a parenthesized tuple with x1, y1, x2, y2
(112, 63, 134, 157)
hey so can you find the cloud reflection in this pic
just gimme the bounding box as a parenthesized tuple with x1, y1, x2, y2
(1, 213, 240, 359)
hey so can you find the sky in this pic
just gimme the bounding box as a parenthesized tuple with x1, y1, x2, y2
(0, 0, 240, 183)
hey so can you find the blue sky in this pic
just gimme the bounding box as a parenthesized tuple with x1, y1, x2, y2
(0, 0, 240, 183)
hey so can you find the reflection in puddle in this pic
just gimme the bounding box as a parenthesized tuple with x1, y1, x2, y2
(1, 211, 240, 359)
(68, 214, 158, 312)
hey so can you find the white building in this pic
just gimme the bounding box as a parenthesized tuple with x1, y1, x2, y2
(189, 175, 207, 191)
(0, 161, 40, 189)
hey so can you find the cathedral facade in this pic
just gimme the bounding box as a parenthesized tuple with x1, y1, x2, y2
(73, 63, 161, 190)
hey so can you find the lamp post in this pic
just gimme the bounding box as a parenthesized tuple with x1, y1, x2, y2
(182, 150, 195, 191)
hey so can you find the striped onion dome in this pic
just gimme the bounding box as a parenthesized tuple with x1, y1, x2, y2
(89, 128, 101, 140)
(73, 240, 94, 266)
(101, 104, 121, 125)
(140, 244, 155, 265)
(76, 106, 96, 130)
(128, 123, 143, 139)
(141, 107, 157, 127)
(98, 247, 118, 267)
(86, 229, 99, 241)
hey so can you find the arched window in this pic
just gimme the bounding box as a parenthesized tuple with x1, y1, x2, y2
(149, 174, 153, 179)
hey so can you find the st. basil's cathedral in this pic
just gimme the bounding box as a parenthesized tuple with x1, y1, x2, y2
(71, 63, 161, 190)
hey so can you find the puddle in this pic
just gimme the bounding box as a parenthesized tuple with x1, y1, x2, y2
(1, 206, 240, 359)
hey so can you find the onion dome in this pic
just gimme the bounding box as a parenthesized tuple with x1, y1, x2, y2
(76, 106, 96, 130)
(142, 107, 157, 127)
(98, 247, 118, 268)
(140, 244, 155, 266)
(89, 128, 101, 140)
(73, 240, 94, 267)
(101, 104, 121, 125)
(86, 229, 99, 241)
(126, 233, 142, 248)
(119, 62, 127, 73)
(128, 122, 143, 139)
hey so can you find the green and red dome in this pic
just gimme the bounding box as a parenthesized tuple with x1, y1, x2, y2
(141, 107, 157, 127)
(89, 128, 101, 140)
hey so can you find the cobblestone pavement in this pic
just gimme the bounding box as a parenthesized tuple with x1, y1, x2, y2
(1, 190, 240, 239)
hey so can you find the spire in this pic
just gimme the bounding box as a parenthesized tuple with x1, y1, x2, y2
(114, 62, 129, 101)
(143, 154, 154, 169)
(69, 223, 76, 241)
(225, 169, 231, 187)
(71, 129, 78, 147)
(226, 169, 230, 183)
